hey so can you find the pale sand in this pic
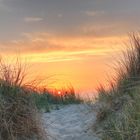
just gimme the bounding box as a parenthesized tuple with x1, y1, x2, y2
(42, 104, 100, 140)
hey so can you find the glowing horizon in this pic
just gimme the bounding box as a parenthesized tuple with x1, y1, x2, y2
(0, 0, 140, 93)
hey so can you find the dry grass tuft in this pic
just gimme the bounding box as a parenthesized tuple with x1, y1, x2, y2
(0, 59, 45, 140)
(96, 33, 140, 140)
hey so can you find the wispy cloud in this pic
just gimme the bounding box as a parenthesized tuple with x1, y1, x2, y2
(85, 10, 105, 16)
(0, 32, 125, 56)
(24, 17, 43, 22)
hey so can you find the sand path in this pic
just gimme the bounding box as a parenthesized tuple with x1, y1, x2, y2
(42, 104, 100, 140)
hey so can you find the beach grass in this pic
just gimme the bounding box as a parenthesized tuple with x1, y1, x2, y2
(96, 34, 140, 140)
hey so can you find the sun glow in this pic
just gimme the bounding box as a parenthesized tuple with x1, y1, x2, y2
(57, 91, 61, 95)
(0, 32, 126, 93)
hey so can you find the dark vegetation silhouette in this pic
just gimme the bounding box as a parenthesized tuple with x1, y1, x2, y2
(31, 86, 82, 112)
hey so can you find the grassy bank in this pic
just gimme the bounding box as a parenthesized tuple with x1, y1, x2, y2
(96, 34, 140, 140)
(0, 60, 44, 140)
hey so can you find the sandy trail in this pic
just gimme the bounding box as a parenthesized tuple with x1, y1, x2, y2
(42, 104, 100, 140)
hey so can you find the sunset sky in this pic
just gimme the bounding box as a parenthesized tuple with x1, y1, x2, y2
(0, 0, 140, 93)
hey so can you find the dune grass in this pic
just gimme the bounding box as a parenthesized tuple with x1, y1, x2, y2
(31, 86, 82, 112)
(0, 59, 45, 140)
(96, 34, 140, 140)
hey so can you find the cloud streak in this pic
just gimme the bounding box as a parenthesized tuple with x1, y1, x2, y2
(0, 31, 125, 63)
(85, 10, 105, 16)
(24, 17, 43, 22)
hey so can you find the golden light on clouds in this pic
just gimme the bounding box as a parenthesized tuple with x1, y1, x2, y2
(0, 32, 127, 92)
(0, 0, 138, 93)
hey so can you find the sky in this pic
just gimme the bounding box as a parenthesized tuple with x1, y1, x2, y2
(0, 0, 140, 93)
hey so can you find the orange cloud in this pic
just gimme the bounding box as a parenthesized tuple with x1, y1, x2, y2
(0, 31, 129, 92)
(0, 32, 127, 64)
